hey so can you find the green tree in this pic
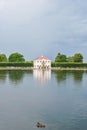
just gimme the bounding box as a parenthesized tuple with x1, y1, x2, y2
(67, 56, 74, 62)
(0, 54, 7, 62)
(55, 53, 67, 62)
(8, 52, 25, 62)
(73, 53, 83, 62)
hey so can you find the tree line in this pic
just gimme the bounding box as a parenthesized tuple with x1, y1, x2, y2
(0, 52, 86, 68)
(0, 52, 84, 63)
(0, 52, 33, 67)
(55, 53, 83, 62)
(0, 52, 25, 62)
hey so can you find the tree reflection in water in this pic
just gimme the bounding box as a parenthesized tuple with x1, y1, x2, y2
(54, 70, 67, 83)
(71, 71, 84, 83)
(0, 71, 7, 83)
(8, 70, 33, 85)
(0, 70, 86, 86)
(54, 70, 84, 85)
(8, 70, 25, 85)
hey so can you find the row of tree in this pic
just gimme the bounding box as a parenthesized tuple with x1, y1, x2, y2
(0, 52, 25, 62)
(55, 53, 83, 62)
(0, 52, 84, 63)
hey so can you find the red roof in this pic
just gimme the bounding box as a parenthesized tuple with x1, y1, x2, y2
(35, 56, 50, 60)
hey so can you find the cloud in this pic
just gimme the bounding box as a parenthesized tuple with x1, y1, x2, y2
(0, 0, 49, 25)
(0, 0, 87, 61)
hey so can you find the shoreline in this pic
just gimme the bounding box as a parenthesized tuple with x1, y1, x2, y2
(51, 67, 87, 71)
(0, 67, 87, 71)
(0, 67, 33, 70)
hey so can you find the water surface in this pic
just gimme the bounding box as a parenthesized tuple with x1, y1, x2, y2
(0, 70, 87, 130)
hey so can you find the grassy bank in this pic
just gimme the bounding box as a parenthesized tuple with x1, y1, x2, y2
(0, 67, 33, 70)
(51, 67, 87, 71)
(0, 67, 87, 71)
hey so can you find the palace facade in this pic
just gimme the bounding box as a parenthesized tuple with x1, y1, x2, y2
(34, 56, 51, 69)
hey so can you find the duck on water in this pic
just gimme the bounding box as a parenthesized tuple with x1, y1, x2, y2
(36, 122, 46, 128)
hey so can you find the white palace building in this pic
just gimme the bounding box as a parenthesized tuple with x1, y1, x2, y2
(34, 56, 51, 69)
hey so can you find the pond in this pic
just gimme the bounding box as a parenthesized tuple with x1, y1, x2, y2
(0, 70, 87, 130)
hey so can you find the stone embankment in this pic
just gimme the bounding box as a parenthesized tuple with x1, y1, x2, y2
(51, 67, 87, 71)
(0, 67, 87, 71)
(0, 67, 33, 70)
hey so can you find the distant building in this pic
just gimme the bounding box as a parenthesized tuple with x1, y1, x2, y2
(34, 56, 51, 69)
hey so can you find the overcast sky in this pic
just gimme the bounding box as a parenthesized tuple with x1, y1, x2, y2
(0, 0, 87, 61)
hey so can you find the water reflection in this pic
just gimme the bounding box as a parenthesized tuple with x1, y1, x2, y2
(0, 71, 7, 83)
(0, 70, 86, 86)
(8, 71, 25, 84)
(72, 71, 84, 82)
(54, 70, 67, 83)
(8, 70, 33, 85)
(0, 71, 87, 130)
(54, 70, 84, 84)
(33, 69, 51, 83)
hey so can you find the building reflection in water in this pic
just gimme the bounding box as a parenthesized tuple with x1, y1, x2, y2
(33, 69, 51, 83)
